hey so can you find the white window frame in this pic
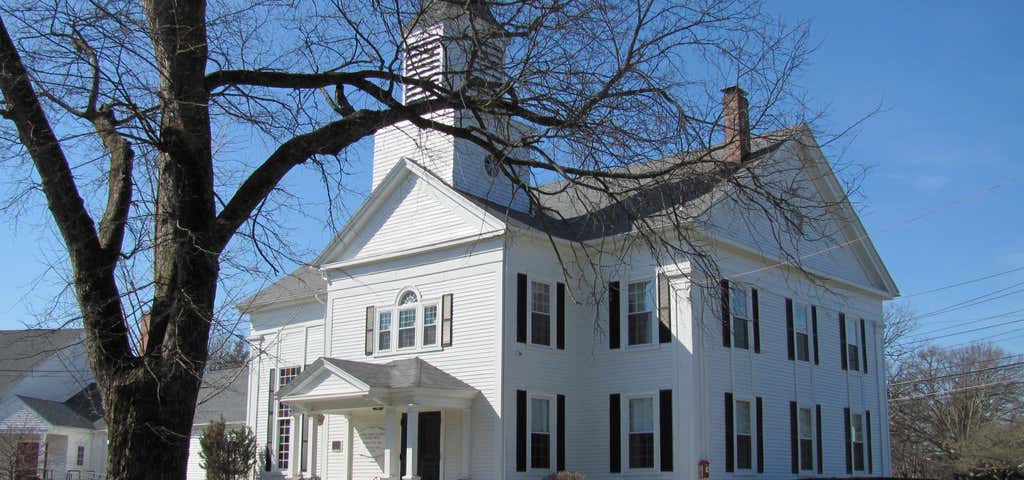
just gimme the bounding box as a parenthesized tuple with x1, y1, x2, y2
(730, 285, 752, 350)
(625, 278, 656, 348)
(794, 301, 811, 362)
(397, 307, 418, 350)
(851, 411, 866, 472)
(618, 392, 660, 473)
(528, 394, 555, 472)
(528, 280, 556, 349)
(845, 316, 861, 372)
(798, 406, 815, 472)
(732, 396, 756, 472)
(276, 366, 301, 471)
(373, 288, 442, 356)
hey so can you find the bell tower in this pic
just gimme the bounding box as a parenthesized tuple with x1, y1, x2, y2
(370, 0, 530, 212)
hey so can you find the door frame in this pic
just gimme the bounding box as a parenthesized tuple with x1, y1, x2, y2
(400, 409, 446, 480)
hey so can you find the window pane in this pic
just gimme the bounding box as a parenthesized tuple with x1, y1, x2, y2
(735, 400, 751, 435)
(794, 302, 808, 330)
(629, 433, 654, 469)
(799, 408, 813, 438)
(628, 281, 653, 314)
(379, 311, 392, 330)
(423, 305, 438, 346)
(800, 439, 814, 470)
(423, 305, 437, 325)
(379, 331, 391, 351)
(628, 312, 652, 345)
(532, 312, 551, 345)
(852, 414, 864, 441)
(730, 286, 747, 319)
(532, 282, 550, 314)
(399, 309, 416, 328)
(848, 345, 860, 371)
(629, 398, 654, 433)
(797, 332, 810, 361)
(531, 433, 550, 469)
(423, 326, 437, 346)
(733, 317, 749, 350)
(737, 434, 752, 470)
(398, 309, 417, 348)
(853, 442, 865, 471)
(531, 398, 549, 433)
(398, 291, 418, 305)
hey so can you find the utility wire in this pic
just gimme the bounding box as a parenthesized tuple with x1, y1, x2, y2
(890, 377, 1024, 402)
(903, 317, 1024, 346)
(889, 359, 1024, 387)
(900, 265, 1024, 299)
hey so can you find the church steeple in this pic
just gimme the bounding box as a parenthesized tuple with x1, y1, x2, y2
(371, 0, 530, 212)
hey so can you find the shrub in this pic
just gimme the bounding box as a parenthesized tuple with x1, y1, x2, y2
(199, 419, 258, 480)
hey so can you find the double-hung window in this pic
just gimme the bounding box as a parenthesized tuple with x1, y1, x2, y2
(529, 397, 551, 469)
(628, 397, 655, 469)
(851, 412, 865, 471)
(531, 282, 552, 346)
(378, 311, 393, 352)
(422, 305, 438, 346)
(730, 286, 750, 349)
(277, 367, 300, 469)
(799, 407, 814, 471)
(794, 302, 811, 362)
(76, 446, 85, 466)
(734, 399, 753, 470)
(375, 289, 440, 353)
(846, 318, 861, 371)
(627, 280, 654, 346)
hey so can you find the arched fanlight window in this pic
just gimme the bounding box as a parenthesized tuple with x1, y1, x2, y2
(398, 290, 419, 306)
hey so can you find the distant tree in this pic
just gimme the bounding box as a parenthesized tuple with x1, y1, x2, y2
(207, 336, 248, 371)
(882, 302, 918, 369)
(199, 419, 257, 480)
(889, 343, 1024, 479)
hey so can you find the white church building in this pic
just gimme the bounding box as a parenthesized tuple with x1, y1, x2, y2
(239, 2, 899, 480)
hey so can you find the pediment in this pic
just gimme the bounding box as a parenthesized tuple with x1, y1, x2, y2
(315, 158, 506, 267)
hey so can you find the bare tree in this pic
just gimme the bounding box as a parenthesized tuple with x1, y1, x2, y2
(0, 0, 827, 478)
(889, 343, 1024, 479)
(883, 302, 918, 372)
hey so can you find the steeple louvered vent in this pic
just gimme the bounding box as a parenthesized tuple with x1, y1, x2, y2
(404, 25, 445, 104)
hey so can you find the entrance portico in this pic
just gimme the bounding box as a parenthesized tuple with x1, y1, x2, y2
(277, 357, 477, 480)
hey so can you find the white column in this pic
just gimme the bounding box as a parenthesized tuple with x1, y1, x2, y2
(345, 415, 354, 480)
(461, 408, 472, 479)
(291, 414, 302, 478)
(310, 414, 320, 478)
(384, 407, 401, 479)
(404, 406, 420, 480)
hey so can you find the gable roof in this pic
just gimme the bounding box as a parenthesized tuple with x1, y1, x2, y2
(0, 329, 84, 396)
(194, 366, 249, 425)
(237, 266, 324, 313)
(16, 393, 96, 429)
(278, 357, 474, 398)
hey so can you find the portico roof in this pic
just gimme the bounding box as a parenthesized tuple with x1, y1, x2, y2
(278, 357, 477, 413)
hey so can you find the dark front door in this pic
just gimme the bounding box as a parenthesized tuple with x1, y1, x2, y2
(15, 442, 39, 480)
(400, 411, 443, 480)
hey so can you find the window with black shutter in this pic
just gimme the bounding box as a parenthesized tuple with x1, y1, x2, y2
(609, 282, 621, 349)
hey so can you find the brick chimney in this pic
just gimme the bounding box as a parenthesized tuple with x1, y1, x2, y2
(721, 86, 750, 163)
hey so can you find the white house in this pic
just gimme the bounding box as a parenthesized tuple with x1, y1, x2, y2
(241, 2, 899, 480)
(0, 327, 248, 480)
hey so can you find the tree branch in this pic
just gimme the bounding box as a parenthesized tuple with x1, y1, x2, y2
(0, 17, 133, 372)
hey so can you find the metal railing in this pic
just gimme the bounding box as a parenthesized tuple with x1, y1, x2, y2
(64, 470, 103, 480)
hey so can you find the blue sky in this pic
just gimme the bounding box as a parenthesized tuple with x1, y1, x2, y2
(1, 1, 1022, 355)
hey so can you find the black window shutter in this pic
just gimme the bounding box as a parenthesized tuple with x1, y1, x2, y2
(516, 390, 527, 472)
(721, 280, 731, 348)
(658, 273, 672, 343)
(789, 401, 799, 474)
(610, 393, 621, 473)
(659, 389, 673, 472)
(365, 306, 375, 356)
(811, 306, 820, 365)
(725, 392, 734, 472)
(752, 288, 761, 353)
(516, 274, 528, 344)
(266, 368, 276, 469)
(861, 318, 869, 373)
(756, 397, 764, 473)
(609, 281, 621, 349)
(557, 394, 566, 471)
(844, 407, 852, 474)
(786, 298, 795, 360)
(556, 283, 566, 350)
(867, 410, 873, 473)
(815, 404, 823, 474)
(441, 294, 454, 347)
(839, 314, 848, 371)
